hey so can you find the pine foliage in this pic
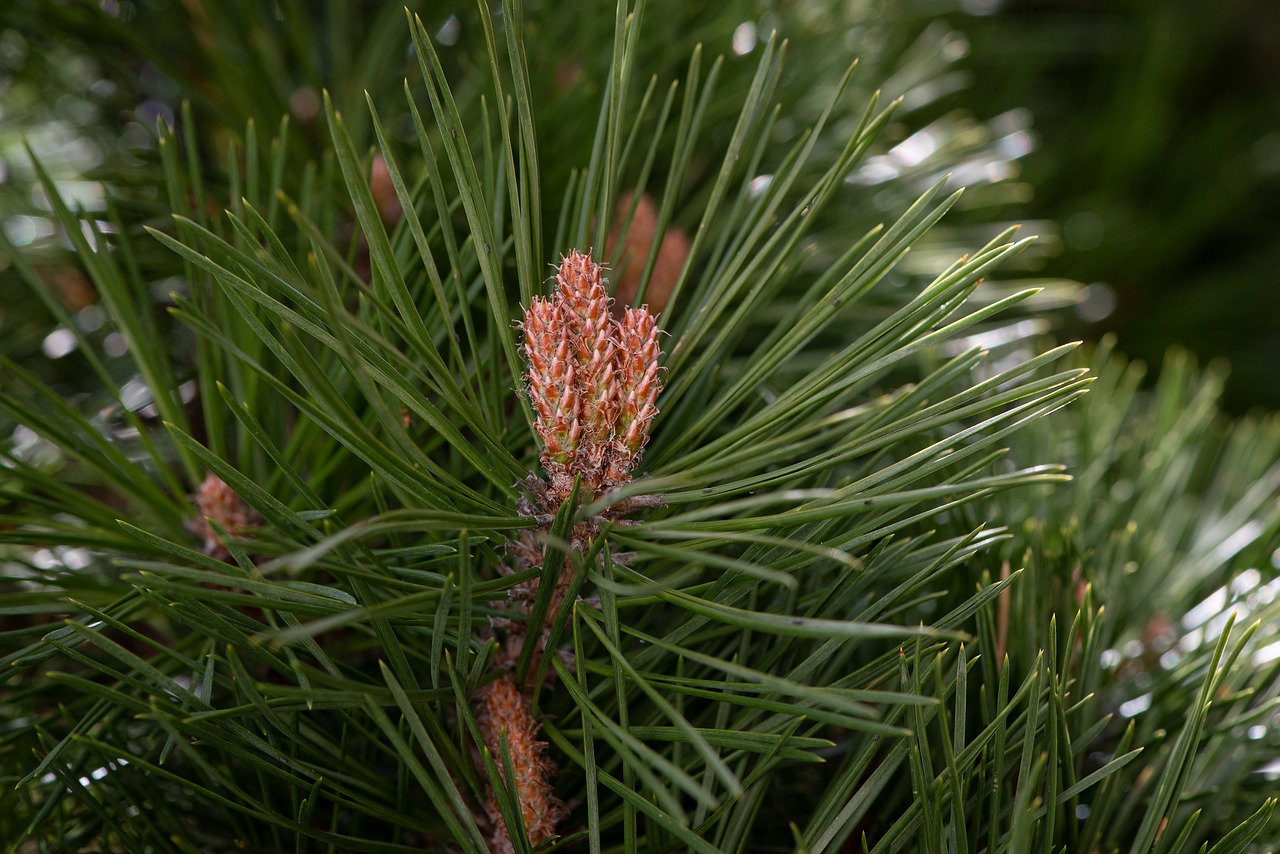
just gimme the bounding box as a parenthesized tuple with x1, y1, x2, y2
(1, 2, 1277, 852)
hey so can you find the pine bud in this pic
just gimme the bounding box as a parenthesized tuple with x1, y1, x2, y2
(522, 250, 663, 498)
(615, 308, 663, 450)
(557, 251, 619, 475)
(606, 192, 689, 315)
(522, 297, 580, 473)
(191, 473, 255, 560)
(476, 674, 567, 850)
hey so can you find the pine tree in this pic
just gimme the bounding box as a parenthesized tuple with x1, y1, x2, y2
(1, 2, 1277, 851)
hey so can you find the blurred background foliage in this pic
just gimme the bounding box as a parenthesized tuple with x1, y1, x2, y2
(955, 0, 1280, 412)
